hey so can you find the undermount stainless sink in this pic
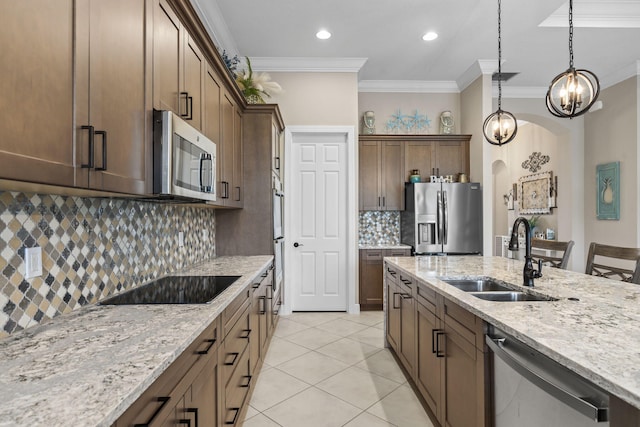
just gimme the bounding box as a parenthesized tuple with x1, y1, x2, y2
(470, 291, 558, 302)
(439, 277, 557, 302)
(441, 278, 513, 292)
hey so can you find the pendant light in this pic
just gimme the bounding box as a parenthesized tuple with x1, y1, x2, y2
(483, 0, 518, 146)
(546, 0, 600, 118)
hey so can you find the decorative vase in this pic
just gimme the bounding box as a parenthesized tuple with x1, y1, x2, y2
(245, 94, 264, 104)
(409, 169, 421, 183)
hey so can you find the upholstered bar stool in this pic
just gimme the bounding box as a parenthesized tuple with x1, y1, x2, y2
(530, 239, 575, 270)
(585, 242, 640, 284)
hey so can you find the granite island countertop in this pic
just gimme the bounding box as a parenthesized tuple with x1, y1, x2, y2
(384, 255, 640, 409)
(0, 255, 273, 427)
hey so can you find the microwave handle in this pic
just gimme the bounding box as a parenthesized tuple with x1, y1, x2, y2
(199, 153, 213, 193)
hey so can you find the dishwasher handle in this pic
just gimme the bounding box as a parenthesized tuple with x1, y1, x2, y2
(486, 335, 609, 422)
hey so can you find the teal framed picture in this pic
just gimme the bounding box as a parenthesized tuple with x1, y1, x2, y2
(596, 161, 620, 220)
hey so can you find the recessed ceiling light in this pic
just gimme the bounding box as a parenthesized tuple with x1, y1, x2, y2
(316, 30, 331, 40)
(422, 31, 438, 41)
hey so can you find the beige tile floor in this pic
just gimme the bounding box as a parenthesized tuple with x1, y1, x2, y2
(241, 311, 434, 427)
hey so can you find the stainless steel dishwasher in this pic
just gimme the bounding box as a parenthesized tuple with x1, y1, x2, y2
(487, 327, 609, 426)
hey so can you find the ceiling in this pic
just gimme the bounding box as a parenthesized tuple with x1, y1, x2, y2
(192, 0, 640, 92)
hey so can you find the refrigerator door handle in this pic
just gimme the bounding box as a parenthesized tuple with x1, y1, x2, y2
(443, 190, 448, 244)
(437, 190, 443, 244)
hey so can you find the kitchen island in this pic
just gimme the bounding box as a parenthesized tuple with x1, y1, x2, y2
(0, 255, 272, 427)
(384, 255, 640, 424)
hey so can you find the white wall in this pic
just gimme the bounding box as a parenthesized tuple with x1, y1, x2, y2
(584, 76, 639, 252)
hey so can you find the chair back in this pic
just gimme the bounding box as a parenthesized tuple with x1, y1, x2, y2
(585, 242, 640, 284)
(531, 239, 574, 270)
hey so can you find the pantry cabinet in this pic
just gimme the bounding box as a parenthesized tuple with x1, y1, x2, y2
(359, 135, 471, 211)
(359, 140, 404, 210)
(385, 261, 489, 427)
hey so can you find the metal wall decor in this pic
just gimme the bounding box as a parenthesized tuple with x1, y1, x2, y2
(522, 152, 550, 173)
(385, 109, 431, 134)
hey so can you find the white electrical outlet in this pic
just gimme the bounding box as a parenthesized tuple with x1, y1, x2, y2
(178, 231, 184, 247)
(25, 246, 42, 279)
(376, 223, 382, 232)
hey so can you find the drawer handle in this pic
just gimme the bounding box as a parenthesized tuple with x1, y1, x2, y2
(435, 330, 445, 358)
(401, 279, 412, 285)
(261, 272, 268, 278)
(259, 296, 266, 315)
(134, 396, 170, 427)
(197, 338, 216, 355)
(240, 328, 251, 339)
(240, 375, 252, 388)
(225, 407, 240, 425)
(177, 419, 191, 426)
(392, 292, 401, 309)
(252, 283, 260, 289)
(224, 352, 239, 366)
(186, 408, 199, 427)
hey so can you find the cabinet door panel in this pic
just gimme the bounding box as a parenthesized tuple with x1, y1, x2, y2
(416, 302, 442, 419)
(442, 323, 485, 427)
(232, 109, 243, 207)
(405, 141, 434, 180)
(219, 90, 235, 204)
(386, 280, 401, 351)
(186, 352, 219, 427)
(0, 1, 75, 186)
(381, 141, 404, 210)
(89, 0, 149, 194)
(399, 291, 415, 374)
(435, 140, 468, 177)
(154, 0, 181, 114)
(183, 33, 204, 131)
(359, 253, 383, 308)
(359, 141, 381, 210)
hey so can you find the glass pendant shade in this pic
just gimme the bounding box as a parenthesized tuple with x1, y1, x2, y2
(546, 67, 600, 118)
(545, 0, 600, 118)
(483, 109, 518, 146)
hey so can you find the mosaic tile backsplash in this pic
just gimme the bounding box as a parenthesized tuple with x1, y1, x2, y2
(0, 191, 216, 338)
(359, 211, 400, 245)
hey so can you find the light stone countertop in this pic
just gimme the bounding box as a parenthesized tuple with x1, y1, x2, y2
(359, 244, 412, 250)
(384, 255, 640, 409)
(0, 255, 273, 427)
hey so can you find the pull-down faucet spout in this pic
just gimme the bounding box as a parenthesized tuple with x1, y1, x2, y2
(509, 217, 543, 287)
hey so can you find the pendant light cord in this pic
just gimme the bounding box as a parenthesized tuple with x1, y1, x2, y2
(568, 0, 574, 68)
(497, 0, 502, 109)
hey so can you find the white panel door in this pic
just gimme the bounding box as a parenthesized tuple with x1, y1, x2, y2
(290, 132, 347, 311)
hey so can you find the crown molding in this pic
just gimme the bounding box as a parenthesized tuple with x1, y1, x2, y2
(189, 0, 239, 56)
(358, 80, 460, 93)
(457, 60, 498, 92)
(540, 1, 640, 28)
(249, 57, 368, 73)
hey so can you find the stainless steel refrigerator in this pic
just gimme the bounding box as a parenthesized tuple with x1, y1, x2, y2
(401, 182, 483, 255)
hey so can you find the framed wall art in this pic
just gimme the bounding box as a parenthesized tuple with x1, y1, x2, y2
(596, 161, 620, 220)
(519, 171, 553, 214)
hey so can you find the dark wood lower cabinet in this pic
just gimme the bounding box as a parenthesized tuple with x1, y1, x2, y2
(385, 261, 489, 427)
(360, 248, 411, 310)
(114, 265, 277, 427)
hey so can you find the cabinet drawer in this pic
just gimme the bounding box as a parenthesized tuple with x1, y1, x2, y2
(443, 299, 484, 349)
(416, 282, 437, 313)
(384, 264, 399, 283)
(361, 249, 383, 260)
(223, 346, 251, 425)
(222, 306, 251, 383)
(223, 288, 251, 338)
(114, 318, 219, 426)
(385, 248, 411, 257)
(398, 273, 414, 292)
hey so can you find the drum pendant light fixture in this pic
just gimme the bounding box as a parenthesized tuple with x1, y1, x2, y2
(483, 0, 517, 146)
(546, 0, 600, 118)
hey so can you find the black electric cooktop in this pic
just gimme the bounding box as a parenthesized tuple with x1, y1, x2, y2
(100, 275, 241, 305)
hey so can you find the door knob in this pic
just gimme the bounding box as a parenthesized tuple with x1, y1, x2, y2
(293, 242, 303, 247)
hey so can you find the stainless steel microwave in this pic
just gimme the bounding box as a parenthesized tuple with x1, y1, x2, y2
(153, 110, 216, 202)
